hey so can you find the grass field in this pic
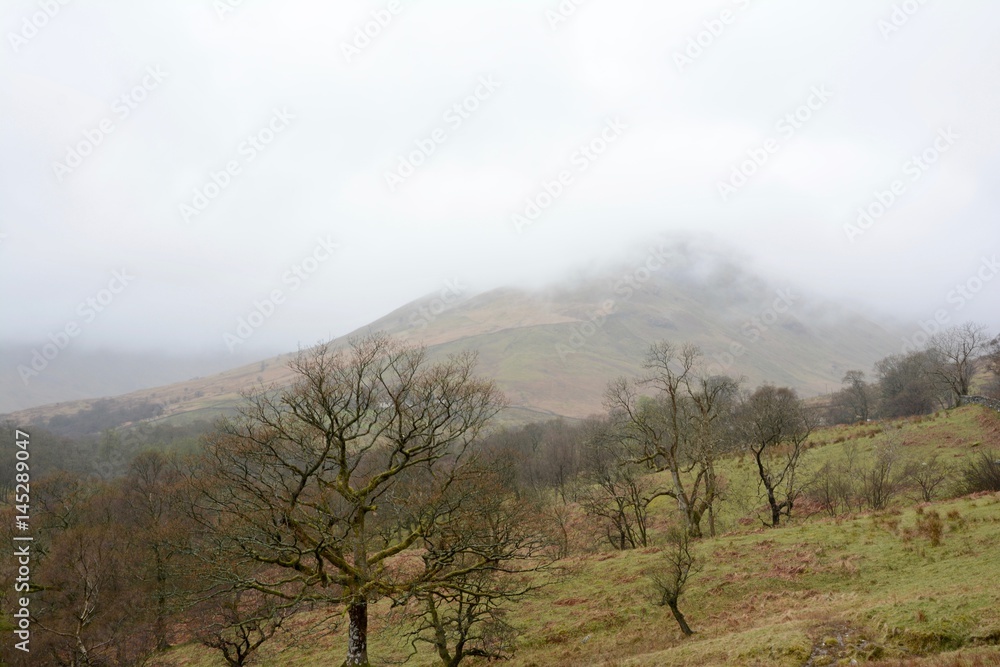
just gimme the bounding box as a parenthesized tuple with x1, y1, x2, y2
(154, 406, 1000, 667)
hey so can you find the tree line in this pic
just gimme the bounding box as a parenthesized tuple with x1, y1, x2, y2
(827, 321, 1000, 423)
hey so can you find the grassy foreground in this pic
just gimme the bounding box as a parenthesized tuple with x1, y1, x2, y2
(157, 407, 1000, 667)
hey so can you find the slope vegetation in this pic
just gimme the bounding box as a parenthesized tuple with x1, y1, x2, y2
(157, 406, 1000, 667)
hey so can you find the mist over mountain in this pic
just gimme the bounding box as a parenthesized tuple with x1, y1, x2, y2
(4, 238, 907, 427)
(0, 347, 261, 415)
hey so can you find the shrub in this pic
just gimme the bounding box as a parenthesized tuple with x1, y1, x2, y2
(959, 451, 1000, 494)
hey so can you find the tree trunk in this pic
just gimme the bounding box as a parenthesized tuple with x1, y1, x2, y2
(667, 600, 694, 636)
(344, 602, 369, 667)
(155, 550, 169, 651)
(427, 595, 455, 666)
(766, 487, 782, 527)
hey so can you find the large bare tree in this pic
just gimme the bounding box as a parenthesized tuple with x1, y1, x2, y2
(192, 332, 504, 667)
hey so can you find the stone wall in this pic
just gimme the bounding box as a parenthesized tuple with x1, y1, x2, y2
(959, 395, 1000, 413)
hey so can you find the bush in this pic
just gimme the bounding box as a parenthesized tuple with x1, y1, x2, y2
(960, 451, 1000, 494)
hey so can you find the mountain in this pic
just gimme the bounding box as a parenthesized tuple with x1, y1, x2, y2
(3, 242, 907, 432)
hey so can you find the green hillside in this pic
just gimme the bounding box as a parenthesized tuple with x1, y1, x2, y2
(153, 405, 1000, 667)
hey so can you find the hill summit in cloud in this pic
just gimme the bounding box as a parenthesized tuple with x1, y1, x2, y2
(4, 238, 905, 430)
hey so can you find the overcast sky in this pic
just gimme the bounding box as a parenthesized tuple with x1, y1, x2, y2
(2, 0, 999, 360)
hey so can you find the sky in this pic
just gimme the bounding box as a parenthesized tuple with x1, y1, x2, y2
(2, 0, 999, 361)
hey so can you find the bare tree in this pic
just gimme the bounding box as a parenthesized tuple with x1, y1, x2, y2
(807, 443, 862, 517)
(905, 455, 953, 503)
(405, 576, 520, 667)
(191, 333, 505, 667)
(837, 370, 874, 423)
(535, 421, 583, 504)
(686, 373, 741, 536)
(928, 322, 991, 406)
(734, 385, 814, 527)
(578, 428, 666, 549)
(120, 451, 191, 652)
(605, 342, 739, 537)
(648, 524, 699, 637)
(479, 419, 584, 504)
(399, 463, 555, 666)
(875, 351, 945, 417)
(28, 475, 156, 667)
(960, 450, 1000, 494)
(859, 437, 904, 511)
(195, 587, 301, 667)
(984, 334, 1000, 398)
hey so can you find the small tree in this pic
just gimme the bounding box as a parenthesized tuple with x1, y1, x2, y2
(196, 587, 300, 667)
(404, 572, 521, 667)
(829, 370, 874, 424)
(984, 335, 1000, 398)
(399, 461, 556, 666)
(807, 443, 862, 517)
(648, 524, 699, 637)
(859, 438, 904, 511)
(875, 351, 944, 417)
(579, 460, 661, 550)
(905, 455, 953, 502)
(734, 385, 814, 527)
(928, 322, 991, 406)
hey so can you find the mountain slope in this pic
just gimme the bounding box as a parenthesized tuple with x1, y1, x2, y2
(4, 244, 906, 430)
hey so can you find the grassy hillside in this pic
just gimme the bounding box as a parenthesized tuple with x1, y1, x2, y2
(153, 406, 1000, 667)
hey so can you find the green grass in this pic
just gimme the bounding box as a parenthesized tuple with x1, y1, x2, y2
(153, 406, 1000, 666)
